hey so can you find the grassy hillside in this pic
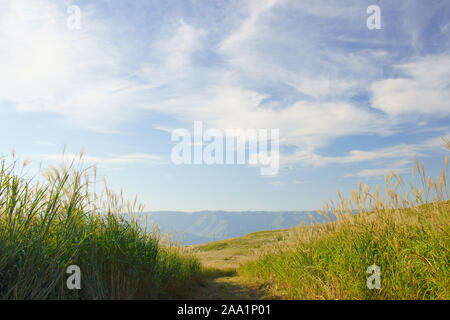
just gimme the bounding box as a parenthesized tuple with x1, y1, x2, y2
(184, 230, 290, 300)
(1, 153, 448, 300)
(192, 229, 289, 269)
(0, 158, 201, 299)
(239, 157, 449, 299)
(192, 157, 449, 300)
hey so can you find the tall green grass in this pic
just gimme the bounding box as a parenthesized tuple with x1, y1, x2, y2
(240, 156, 449, 299)
(0, 156, 201, 299)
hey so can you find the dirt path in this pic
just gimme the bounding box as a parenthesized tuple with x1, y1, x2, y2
(182, 230, 289, 300)
(186, 269, 276, 300)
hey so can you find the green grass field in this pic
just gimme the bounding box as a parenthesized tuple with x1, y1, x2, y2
(1, 153, 448, 300)
(193, 156, 449, 300)
(240, 203, 449, 299)
(0, 158, 202, 299)
(191, 229, 289, 270)
(192, 203, 449, 300)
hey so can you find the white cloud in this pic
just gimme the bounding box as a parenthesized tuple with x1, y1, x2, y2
(285, 0, 363, 18)
(0, 0, 143, 130)
(138, 19, 204, 84)
(345, 165, 409, 178)
(153, 88, 392, 151)
(282, 142, 428, 168)
(1, 0, 448, 177)
(282, 132, 450, 173)
(0, 0, 388, 143)
(160, 19, 204, 69)
(371, 54, 450, 115)
(344, 159, 412, 178)
(219, 0, 280, 52)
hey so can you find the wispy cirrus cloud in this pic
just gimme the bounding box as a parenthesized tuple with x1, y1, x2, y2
(0, 1, 139, 131)
(1, 0, 449, 174)
(344, 160, 411, 178)
(281, 133, 450, 169)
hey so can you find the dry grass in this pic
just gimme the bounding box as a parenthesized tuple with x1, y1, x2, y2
(0, 155, 202, 299)
(240, 156, 450, 299)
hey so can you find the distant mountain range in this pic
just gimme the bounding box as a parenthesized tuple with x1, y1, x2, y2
(138, 211, 332, 245)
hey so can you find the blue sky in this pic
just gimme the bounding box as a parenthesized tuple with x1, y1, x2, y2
(0, 0, 449, 211)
